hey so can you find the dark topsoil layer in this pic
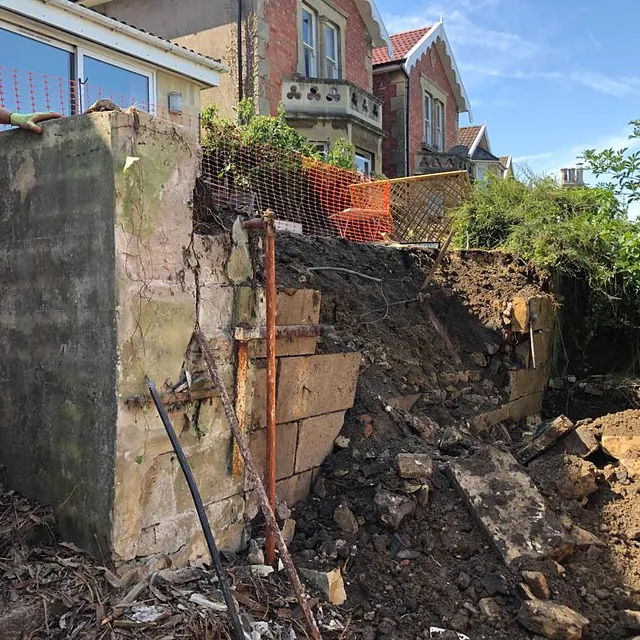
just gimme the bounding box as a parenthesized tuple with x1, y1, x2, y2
(268, 235, 640, 640)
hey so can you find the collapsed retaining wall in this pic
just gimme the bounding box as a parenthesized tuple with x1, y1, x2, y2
(0, 112, 360, 565)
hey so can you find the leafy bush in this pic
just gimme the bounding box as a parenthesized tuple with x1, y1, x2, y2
(454, 172, 640, 372)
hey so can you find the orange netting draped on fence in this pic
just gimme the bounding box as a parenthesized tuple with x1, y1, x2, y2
(200, 130, 470, 244)
(0, 66, 200, 132)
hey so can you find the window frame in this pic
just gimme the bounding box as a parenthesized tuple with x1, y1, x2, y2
(324, 21, 339, 80)
(77, 46, 155, 113)
(424, 92, 433, 147)
(434, 100, 445, 151)
(0, 15, 156, 115)
(355, 149, 374, 176)
(301, 6, 318, 78)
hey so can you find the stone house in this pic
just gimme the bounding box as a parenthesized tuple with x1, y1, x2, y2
(372, 22, 472, 178)
(0, 0, 226, 129)
(458, 124, 513, 181)
(88, 0, 393, 174)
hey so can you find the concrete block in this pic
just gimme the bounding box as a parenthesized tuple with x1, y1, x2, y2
(449, 447, 573, 565)
(193, 233, 233, 286)
(249, 336, 317, 359)
(295, 411, 346, 473)
(560, 423, 600, 458)
(277, 353, 360, 423)
(227, 217, 253, 284)
(276, 469, 315, 506)
(509, 366, 549, 401)
(249, 421, 299, 482)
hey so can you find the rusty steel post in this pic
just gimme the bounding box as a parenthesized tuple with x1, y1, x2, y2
(232, 340, 249, 476)
(264, 209, 278, 566)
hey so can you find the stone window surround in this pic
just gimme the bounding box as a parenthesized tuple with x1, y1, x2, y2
(420, 72, 447, 152)
(297, 0, 347, 80)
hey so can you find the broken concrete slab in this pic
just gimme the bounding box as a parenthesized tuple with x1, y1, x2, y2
(516, 415, 576, 464)
(517, 599, 589, 639)
(299, 567, 347, 605)
(448, 447, 573, 565)
(396, 453, 433, 479)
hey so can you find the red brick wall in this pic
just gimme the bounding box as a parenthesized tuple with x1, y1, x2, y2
(408, 44, 459, 165)
(263, 0, 371, 114)
(373, 70, 403, 178)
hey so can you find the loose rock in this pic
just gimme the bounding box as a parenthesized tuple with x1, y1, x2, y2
(334, 503, 359, 535)
(299, 567, 347, 605)
(620, 610, 640, 631)
(522, 571, 551, 600)
(479, 597, 502, 620)
(374, 489, 416, 530)
(517, 599, 589, 639)
(396, 453, 433, 479)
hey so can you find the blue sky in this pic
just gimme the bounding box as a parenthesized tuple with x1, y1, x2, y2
(379, 0, 639, 212)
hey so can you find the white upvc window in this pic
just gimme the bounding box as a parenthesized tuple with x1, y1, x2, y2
(77, 47, 155, 113)
(302, 7, 317, 77)
(324, 22, 339, 79)
(0, 17, 155, 116)
(355, 150, 373, 176)
(424, 92, 433, 146)
(435, 100, 445, 151)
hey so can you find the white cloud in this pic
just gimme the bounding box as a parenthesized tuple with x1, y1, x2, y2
(459, 64, 640, 98)
(587, 30, 602, 50)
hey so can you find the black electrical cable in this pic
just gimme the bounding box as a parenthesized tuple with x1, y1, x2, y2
(146, 376, 246, 640)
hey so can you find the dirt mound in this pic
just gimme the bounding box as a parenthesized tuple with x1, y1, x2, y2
(592, 409, 640, 436)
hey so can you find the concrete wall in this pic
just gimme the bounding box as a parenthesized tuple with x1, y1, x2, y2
(0, 111, 361, 564)
(0, 115, 118, 555)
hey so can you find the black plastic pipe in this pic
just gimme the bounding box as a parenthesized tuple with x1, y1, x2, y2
(146, 376, 245, 640)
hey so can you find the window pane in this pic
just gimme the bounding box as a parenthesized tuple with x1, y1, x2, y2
(84, 56, 150, 109)
(355, 151, 372, 175)
(302, 10, 313, 46)
(0, 27, 72, 115)
(325, 25, 336, 59)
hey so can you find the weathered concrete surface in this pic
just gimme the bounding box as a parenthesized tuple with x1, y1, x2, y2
(449, 447, 573, 565)
(0, 115, 118, 556)
(295, 411, 347, 473)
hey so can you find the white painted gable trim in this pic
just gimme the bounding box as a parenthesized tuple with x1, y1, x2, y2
(2, 0, 228, 86)
(468, 124, 489, 156)
(354, 0, 393, 55)
(403, 21, 471, 117)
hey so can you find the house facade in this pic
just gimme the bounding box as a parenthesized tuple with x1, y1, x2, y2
(458, 124, 513, 181)
(372, 22, 472, 178)
(0, 0, 226, 129)
(93, 0, 392, 174)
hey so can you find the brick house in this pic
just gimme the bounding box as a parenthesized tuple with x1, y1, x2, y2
(459, 124, 513, 181)
(89, 0, 393, 173)
(372, 22, 472, 178)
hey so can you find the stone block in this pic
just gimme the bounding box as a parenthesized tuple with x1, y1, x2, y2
(295, 411, 346, 473)
(255, 288, 321, 326)
(449, 447, 573, 565)
(248, 335, 317, 359)
(511, 296, 555, 333)
(503, 391, 544, 423)
(516, 415, 576, 464)
(560, 423, 600, 458)
(249, 421, 299, 482)
(276, 469, 315, 506)
(396, 453, 433, 479)
(602, 426, 640, 479)
(509, 366, 549, 401)
(277, 353, 360, 423)
(517, 600, 589, 639)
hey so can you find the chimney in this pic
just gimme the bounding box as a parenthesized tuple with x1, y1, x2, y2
(560, 164, 584, 188)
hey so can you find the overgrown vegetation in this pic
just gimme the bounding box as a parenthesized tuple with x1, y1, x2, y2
(454, 121, 640, 373)
(201, 99, 356, 170)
